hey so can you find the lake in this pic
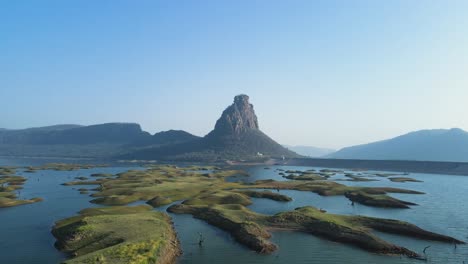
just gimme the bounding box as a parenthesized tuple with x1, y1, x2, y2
(1, 158, 467, 263)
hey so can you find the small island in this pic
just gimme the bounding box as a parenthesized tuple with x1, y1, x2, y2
(0, 167, 43, 208)
(52, 205, 180, 264)
(53, 164, 464, 262)
(389, 177, 423, 183)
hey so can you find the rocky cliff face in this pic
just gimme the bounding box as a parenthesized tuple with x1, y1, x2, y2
(213, 95, 259, 135)
(201, 94, 298, 158)
(122, 94, 300, 161)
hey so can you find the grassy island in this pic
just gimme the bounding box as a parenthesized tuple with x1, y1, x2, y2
(168, 203, 463, 259)
(0, 171, 43, 208)
(341, 173, 379, 182)
(52, 205, 180, 264)
(27, 163, 108, 172)
(59, 165, 464, 260)
(389, 177, 423, 183)
(250, 178, 423, 208)
(63, 165, 423, 210)
(283, 173, 328, 181)
(344, 191, 417, 208)
(0, 166, 17, 175)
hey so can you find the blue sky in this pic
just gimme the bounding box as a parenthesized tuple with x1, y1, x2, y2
(1, 1, 467, 149)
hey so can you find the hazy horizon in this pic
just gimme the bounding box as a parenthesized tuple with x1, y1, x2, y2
(2, 1, 468, 149)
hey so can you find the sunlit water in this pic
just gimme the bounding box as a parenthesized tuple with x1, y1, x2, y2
(1, 159, 467, 263)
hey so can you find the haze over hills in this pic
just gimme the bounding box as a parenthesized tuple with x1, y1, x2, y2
(328, 128, 468, 162)
(284, 145, 335, 157)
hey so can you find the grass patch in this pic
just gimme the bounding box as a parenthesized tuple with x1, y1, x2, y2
(0, 175, 42, 208)
(52, 205, 180, 264)
(389, 177, 422, 183)
(169, 202, 463, 259)
(236, 190, 292, 202)
(28, 163, 108, 171)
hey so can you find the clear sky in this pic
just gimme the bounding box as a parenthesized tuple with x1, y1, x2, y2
(1, 1, 468, 149)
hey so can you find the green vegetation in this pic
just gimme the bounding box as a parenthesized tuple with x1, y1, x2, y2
(52, 205, 180, 264)
(320, 169, 344, 173)
(24, 168, 37, 173)
(0, 175, 43, 208)
(62, 179, 104, 186)
(283, 173, 328, 181)
(78, 188, 90, 194)
(236, 190, 292, 202)
(183, 190, 252, 206)
(389, 177, 422, 183)
(168, 203, 463, 259)
(63, 165, 422, 209)
(344, 191, 417, 208)
(250, 178, 422, 207)
(168, 203, 277, 253)
(91, 173, 114, 178)
(373, 173, 406, 177)
(29, 163, 108, 171)
(280, 169, 341, 181)
(0, 167, 17, 175)
(59, 165, 463, 261)
(285, 170, 303, 174)
(62, 166, 248, 206)
(340, 173, 379, 182)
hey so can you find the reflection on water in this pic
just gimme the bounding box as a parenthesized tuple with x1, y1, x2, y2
(1, 158, 467, 264)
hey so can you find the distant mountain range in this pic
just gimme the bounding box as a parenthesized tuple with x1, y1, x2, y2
(0, 123, 200, 158)
(0, 123, 146, 145)
(283, 145, 335, 157)
(0, 95, 298, 161)
(328, 128, 468, 162)
(3, 97, 468, 163)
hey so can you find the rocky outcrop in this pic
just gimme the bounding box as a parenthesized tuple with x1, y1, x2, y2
(212, 94, 259, 135)
(202, 95, 299, 159)
(123, 94, 299, 161)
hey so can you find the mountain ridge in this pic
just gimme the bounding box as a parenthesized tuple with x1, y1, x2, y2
(0, 123, 199, 158)
(328, 128, 468, 162)
(0, 95, 297, 160)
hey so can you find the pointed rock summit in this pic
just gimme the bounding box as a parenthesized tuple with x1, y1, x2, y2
(203, 94, 298, 159)
(213, 94, 259, 135)
(123, 94, 299, 161)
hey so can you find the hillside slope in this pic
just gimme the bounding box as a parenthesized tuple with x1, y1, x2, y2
(328, 128, 468, 162)
(123, 95, 299, 161)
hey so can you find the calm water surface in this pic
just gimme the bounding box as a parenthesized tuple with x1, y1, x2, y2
(1, 159, 467, 263)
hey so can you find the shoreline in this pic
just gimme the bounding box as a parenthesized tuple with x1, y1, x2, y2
(3, 155, 468, 176)
(286, 158, 468, 176)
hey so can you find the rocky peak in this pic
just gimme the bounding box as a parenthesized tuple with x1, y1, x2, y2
(213, 94, 259, 135)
